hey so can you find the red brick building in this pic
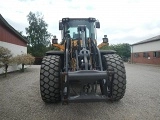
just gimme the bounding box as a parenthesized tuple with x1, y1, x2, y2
(0, 14, 28, 74)
(131, 35, 160, 65)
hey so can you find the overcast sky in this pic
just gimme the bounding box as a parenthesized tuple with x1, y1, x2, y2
(1, 0, 160, 44)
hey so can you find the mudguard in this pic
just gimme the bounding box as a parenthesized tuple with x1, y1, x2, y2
(100, 50, 116, 56)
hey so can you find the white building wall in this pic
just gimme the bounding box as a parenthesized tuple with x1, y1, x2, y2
(0, 41, 27, 74)
(0, 41, 27, 56)
(131, 40, 160, 53)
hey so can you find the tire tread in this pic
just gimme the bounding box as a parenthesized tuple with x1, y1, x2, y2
(40, 55, 61, 103)
(103, 54, 126, 101)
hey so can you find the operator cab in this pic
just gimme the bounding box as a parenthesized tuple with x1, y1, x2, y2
(59, 18, 100, 40)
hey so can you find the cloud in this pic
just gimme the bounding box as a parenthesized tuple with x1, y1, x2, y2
(1, 0, 160, 45)
(86, 6, 94, 10)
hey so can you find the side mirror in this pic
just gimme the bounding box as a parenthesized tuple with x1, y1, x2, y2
(96, 21, 100, 28)
(103, 35, 108, 43)
(52, 36, 58, 44)
(59, 21, 63, 30)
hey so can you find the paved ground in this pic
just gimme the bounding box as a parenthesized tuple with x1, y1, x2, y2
(0, 64, 160, 120)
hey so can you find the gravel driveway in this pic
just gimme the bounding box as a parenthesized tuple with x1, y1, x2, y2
(0, 64, 160, 120)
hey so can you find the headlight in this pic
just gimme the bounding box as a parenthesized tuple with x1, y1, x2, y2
(62, 18, 69, 22)
(62, 18, 65, 21)
(88, 17, 96, 22)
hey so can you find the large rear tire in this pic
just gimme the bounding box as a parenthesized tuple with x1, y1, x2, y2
(103, 54, 126, 101)
(40, 55, 61, 103)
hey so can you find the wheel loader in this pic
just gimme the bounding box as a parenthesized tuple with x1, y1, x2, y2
(40, 18, 126, 104)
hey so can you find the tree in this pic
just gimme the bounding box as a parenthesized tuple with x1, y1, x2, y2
(25, 12, 52, 57)
(100, 43, 131, 61)
(0, 46, 12, 77)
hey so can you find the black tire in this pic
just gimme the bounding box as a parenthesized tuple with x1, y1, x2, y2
(103, 54, 126, 101)
(40, 55, 61, 103)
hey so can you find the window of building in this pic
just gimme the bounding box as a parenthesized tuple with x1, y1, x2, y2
(134, 53, 139, 58)
(153, 51, 160, 58)
(143, 52, 149, 58)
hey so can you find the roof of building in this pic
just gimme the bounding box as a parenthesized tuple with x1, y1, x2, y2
(0, 14, 28, 43)
(131, 35, 160, 46)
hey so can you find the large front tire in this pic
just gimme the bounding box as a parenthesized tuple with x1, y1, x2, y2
(40, 55, 61, 103)
(103, 54, 126, 101)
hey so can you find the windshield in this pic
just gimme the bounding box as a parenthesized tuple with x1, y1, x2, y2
(64, 19, 95, 40)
